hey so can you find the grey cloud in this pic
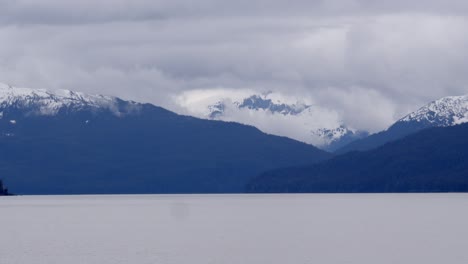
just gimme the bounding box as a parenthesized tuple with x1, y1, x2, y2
(2, 1, 468, 25)
(0, 0, 166, 25)
(0, 0, 468, 132)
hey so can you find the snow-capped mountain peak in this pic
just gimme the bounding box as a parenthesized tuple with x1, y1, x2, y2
(398, 95, 468, 126)
(0, 82, 138, 117)
(207, 94, 310, 119)
(175, 89, 368, 150)
(335, 93, 468, 154)
(312, 126, 354, 142)
(237, 95, 310, 116)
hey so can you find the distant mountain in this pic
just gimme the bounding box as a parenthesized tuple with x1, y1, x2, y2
(236, 94, 309, 116)
(336, 94, 468, 154)
(0, 83, 331, 194)
(182, 92, 368, 151)
(398, 95, 468, 125)
(311, 126, 369, 152)
(247, 123, 468, 193)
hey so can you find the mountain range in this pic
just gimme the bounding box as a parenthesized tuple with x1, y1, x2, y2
(178, 91, 368, 151)
(0, 83, 330, 194)
(247, 122, 468, 193)
(247, 94, 468, 193)
(179, 91, 468, 154)
(1, 81, 468, 194)
(335, 95, 468, 153)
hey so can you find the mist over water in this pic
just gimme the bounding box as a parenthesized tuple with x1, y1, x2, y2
(1, 194, 467, 264)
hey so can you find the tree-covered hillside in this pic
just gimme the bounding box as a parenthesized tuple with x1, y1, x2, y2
(248, 123, 468, 193)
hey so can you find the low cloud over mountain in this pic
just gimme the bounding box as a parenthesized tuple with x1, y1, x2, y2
(1, 1, 468, 135)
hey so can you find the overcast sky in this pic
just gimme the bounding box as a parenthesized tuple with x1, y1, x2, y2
(1, 0, 468, 132)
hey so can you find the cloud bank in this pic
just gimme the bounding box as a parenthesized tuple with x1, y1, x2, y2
(1, 0, 468, 133)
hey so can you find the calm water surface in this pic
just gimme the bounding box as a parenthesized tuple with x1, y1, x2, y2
(1, 194, 467, 264)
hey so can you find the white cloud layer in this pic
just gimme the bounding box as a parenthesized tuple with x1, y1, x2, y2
(1, 1, 468, 133)
(176, 88, 349, 146)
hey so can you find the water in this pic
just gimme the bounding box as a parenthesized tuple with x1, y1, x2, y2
(1, 194, 467, 264)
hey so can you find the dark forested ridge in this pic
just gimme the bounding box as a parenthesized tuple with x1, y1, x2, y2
(0, 103, 331, 194)
(334, 120, 432, 154)
(247, 123, 468, 193)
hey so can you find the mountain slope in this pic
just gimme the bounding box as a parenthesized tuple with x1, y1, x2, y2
(336, 94, 468, 154)
(0, 83, 331, 194)
(247, 123, 468, 193)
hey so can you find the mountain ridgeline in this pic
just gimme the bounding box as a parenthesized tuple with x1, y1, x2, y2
(335, 95, 468, 154)
(247, 123, 468, 193)
(0, 84, 331, 194)
(2, 83, 468, 194)
(199, 93, 368, 151)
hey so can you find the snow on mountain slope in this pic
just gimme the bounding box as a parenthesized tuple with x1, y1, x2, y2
(0, 82, 140, 117)
(237, 94, 309, 116)
(397, 95, 468, 126)
(312, 126, 357, 143)
(0, 82, 372, 150)
(335, 93, 468, 154)
(175, 89, 368, 150)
